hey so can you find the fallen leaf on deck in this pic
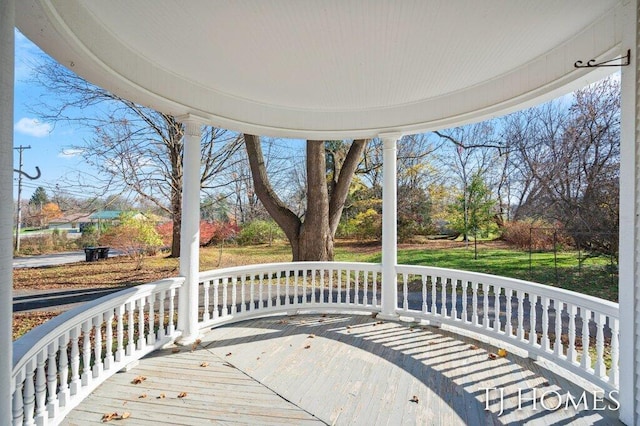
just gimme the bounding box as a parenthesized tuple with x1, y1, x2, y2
(410, 395, 419, 403)
(178, 392, 188, 398)
(119, 412, 131, 420)
(200, 362, 209, 367)
(318, 319, 324, 322)
(257, 357, 260, 360)
(157, 393, 166, 399)
(195, 339, 202, 344)
(307, 334, 315, 338)
(277, 320, 288, 324)
(321, 314, 327, 317)
(497, 348, 508, 357)
(346, 326, 352, 329)
(488, 353, 498, 360)
(225, 352, 232, 356)
(138, 393, 147, 399)
(132, 376, 146, 384)
(171, 348, 180, 353)
(102, 412, 117, 422)
(304, 344, 311, 349)
(469, 345, 478, 350)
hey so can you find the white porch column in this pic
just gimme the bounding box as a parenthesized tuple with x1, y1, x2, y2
(0, 0, 14, 418)
(379, 133, 401, 320)
(177, 115, 203, 344)
(620, 0, 639, 423)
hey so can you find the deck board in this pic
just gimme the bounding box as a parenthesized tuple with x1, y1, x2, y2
(62, 314, 622, 425)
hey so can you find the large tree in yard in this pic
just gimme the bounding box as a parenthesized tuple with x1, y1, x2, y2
(244, 135, 367, 261)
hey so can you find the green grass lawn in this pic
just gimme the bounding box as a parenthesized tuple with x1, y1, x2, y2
(356, 247, 617, 302)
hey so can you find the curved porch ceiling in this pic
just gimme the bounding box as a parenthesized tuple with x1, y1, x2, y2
(16, 0, 623, 139)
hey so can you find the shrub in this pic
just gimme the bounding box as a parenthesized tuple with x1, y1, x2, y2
(99, 214, 163, 269)
(237, 220, 284, 245)
(338, 209, 382, 240)
(502, 219, 571, 251)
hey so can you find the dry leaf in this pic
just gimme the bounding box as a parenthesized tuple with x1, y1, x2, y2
(119, 412, 131, 420)
(307, 334, 315, 338)
(497, 348, 508, 357)
(138, 393, 147, 399)
(157, 393, 166, 399)
(171, 348, 180, 353)
(200, 362, 209, 367)
(318, 319, 324, 322)
(257, 357, 260, 360)
(321, 314, 327, 317)
(410, 395, 419, 403)
(304, 344, 311, 349)
(178, 392, 188, 398)
(277, 319, 288, 324)
(195, 339, 202, 345)
(225, 352, 232, 357)
(346, 326, 352, 329)
(102, 412, 117, 422)
(132, 376, 146, 384)
(469, 345, 478, 350)
(488, 353, 498, 360)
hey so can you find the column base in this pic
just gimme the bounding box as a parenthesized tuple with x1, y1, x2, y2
(376, 312, 400, 321)
(175, 332, 203, 347)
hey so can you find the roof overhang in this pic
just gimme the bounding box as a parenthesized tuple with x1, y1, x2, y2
(16, 0, 624, 139)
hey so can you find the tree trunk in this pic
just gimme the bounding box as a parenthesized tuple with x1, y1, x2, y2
(170, 186, 181, 257)
(244, 134, 367, 262)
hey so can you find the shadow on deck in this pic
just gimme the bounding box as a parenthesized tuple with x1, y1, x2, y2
(62, 314, 621, 425)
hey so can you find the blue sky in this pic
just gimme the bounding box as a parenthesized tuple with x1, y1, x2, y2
(13, 29, 91, 200)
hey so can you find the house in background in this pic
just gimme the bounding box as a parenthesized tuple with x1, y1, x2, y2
(47, 213, 93, 232)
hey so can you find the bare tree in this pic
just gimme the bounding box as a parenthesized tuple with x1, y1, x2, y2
(29, 58, 243, 257)
(244, 135, 367, 261)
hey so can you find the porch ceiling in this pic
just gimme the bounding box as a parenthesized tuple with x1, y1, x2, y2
(16, 0, 622, 138)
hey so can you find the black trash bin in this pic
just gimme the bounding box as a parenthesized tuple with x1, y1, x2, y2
(84, 247, 99, 262)
(97, 246, 110, 260)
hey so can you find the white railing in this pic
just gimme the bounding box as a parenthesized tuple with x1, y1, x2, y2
(198, 262, 383, 328)
(11, 277, 183, 426)
(395, 265, 619, 394)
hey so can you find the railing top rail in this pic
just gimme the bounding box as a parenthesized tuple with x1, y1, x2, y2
(12, 277, 184, 375)
(395, 264, 618, 317)
(199, 261, 383, 281)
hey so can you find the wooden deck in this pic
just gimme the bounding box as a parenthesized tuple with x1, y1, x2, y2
(62, 314, 622, 425)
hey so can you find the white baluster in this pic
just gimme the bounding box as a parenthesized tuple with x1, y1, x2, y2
(362, 271, 368, 306)
(13, 376, 24, 425)
(517, 291, 525, 341)
(202, 279, 210, 321)
(250, 275, 255, 311)
(471, 282, 478, 325)
(461, 281, 468, 322)
(279, 271, 284, 306)
(137, 298, 146, 350)
(505, 289, 513, 337)
(451, 279, 458, 320)
(421, 276, 428, 314)
(222, 277, 229, 315)
(554, 300, 563, 357)
(105, 310, 114, 370)
(372, 272, 378, 307)
(81, 321, 92, 386)
(116, 306, 125, 363)
(336, 269, 342, 304)
(23, 360, 35, 426)
(431, 276, 437, 315)
(147, 294, 155, 345)
(320, 270, 326, 304)
(285, 271, 291, 306)
(311, 269, 317, 304)
(158, 290, 166, 340)
(595, 313, 606, 378)
(345, 270, 351, 304)
(213, 279, 220, 318)
(232, 276, 238, 314)
(57, 333, 70, 407)
(328, 269, 334, 304)
(402, 273, 409, 311)
(482, 284, 489, 328)
(92, 316, 103, 378)
(567, 304, 577, 363)
(294, 270, 299, 305)
(610, 317, 619, 387)
(529, 293, 537, 346)
(241, 275, 247, 312)
(46, 341, 59, 418)
(168, 287, 176, 335)
(441, 277, 448, 318)
(268, 273, 273, 308)
(69, 327, 80, 395)
(126, 301, 135, 356)
(541, 296, 550, 351)
(580, 308, 592, 371)
(493, 286, 501, 332)
(34, 350, 46, 422)
(354, 271, 359, 305)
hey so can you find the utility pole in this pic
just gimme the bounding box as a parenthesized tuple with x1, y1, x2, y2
(14, 145, 31, 252)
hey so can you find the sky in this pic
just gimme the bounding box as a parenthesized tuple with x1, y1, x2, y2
(13, 29, 94, 201)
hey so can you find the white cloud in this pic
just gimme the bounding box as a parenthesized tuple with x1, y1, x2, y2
(59, 149, 85, 158)
(15, 117, 52, 137)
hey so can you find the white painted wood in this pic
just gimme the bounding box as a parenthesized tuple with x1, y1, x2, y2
(380, 134, 400, 319)
(1, 1, 14, 421)
(619, 1, 639, 422)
